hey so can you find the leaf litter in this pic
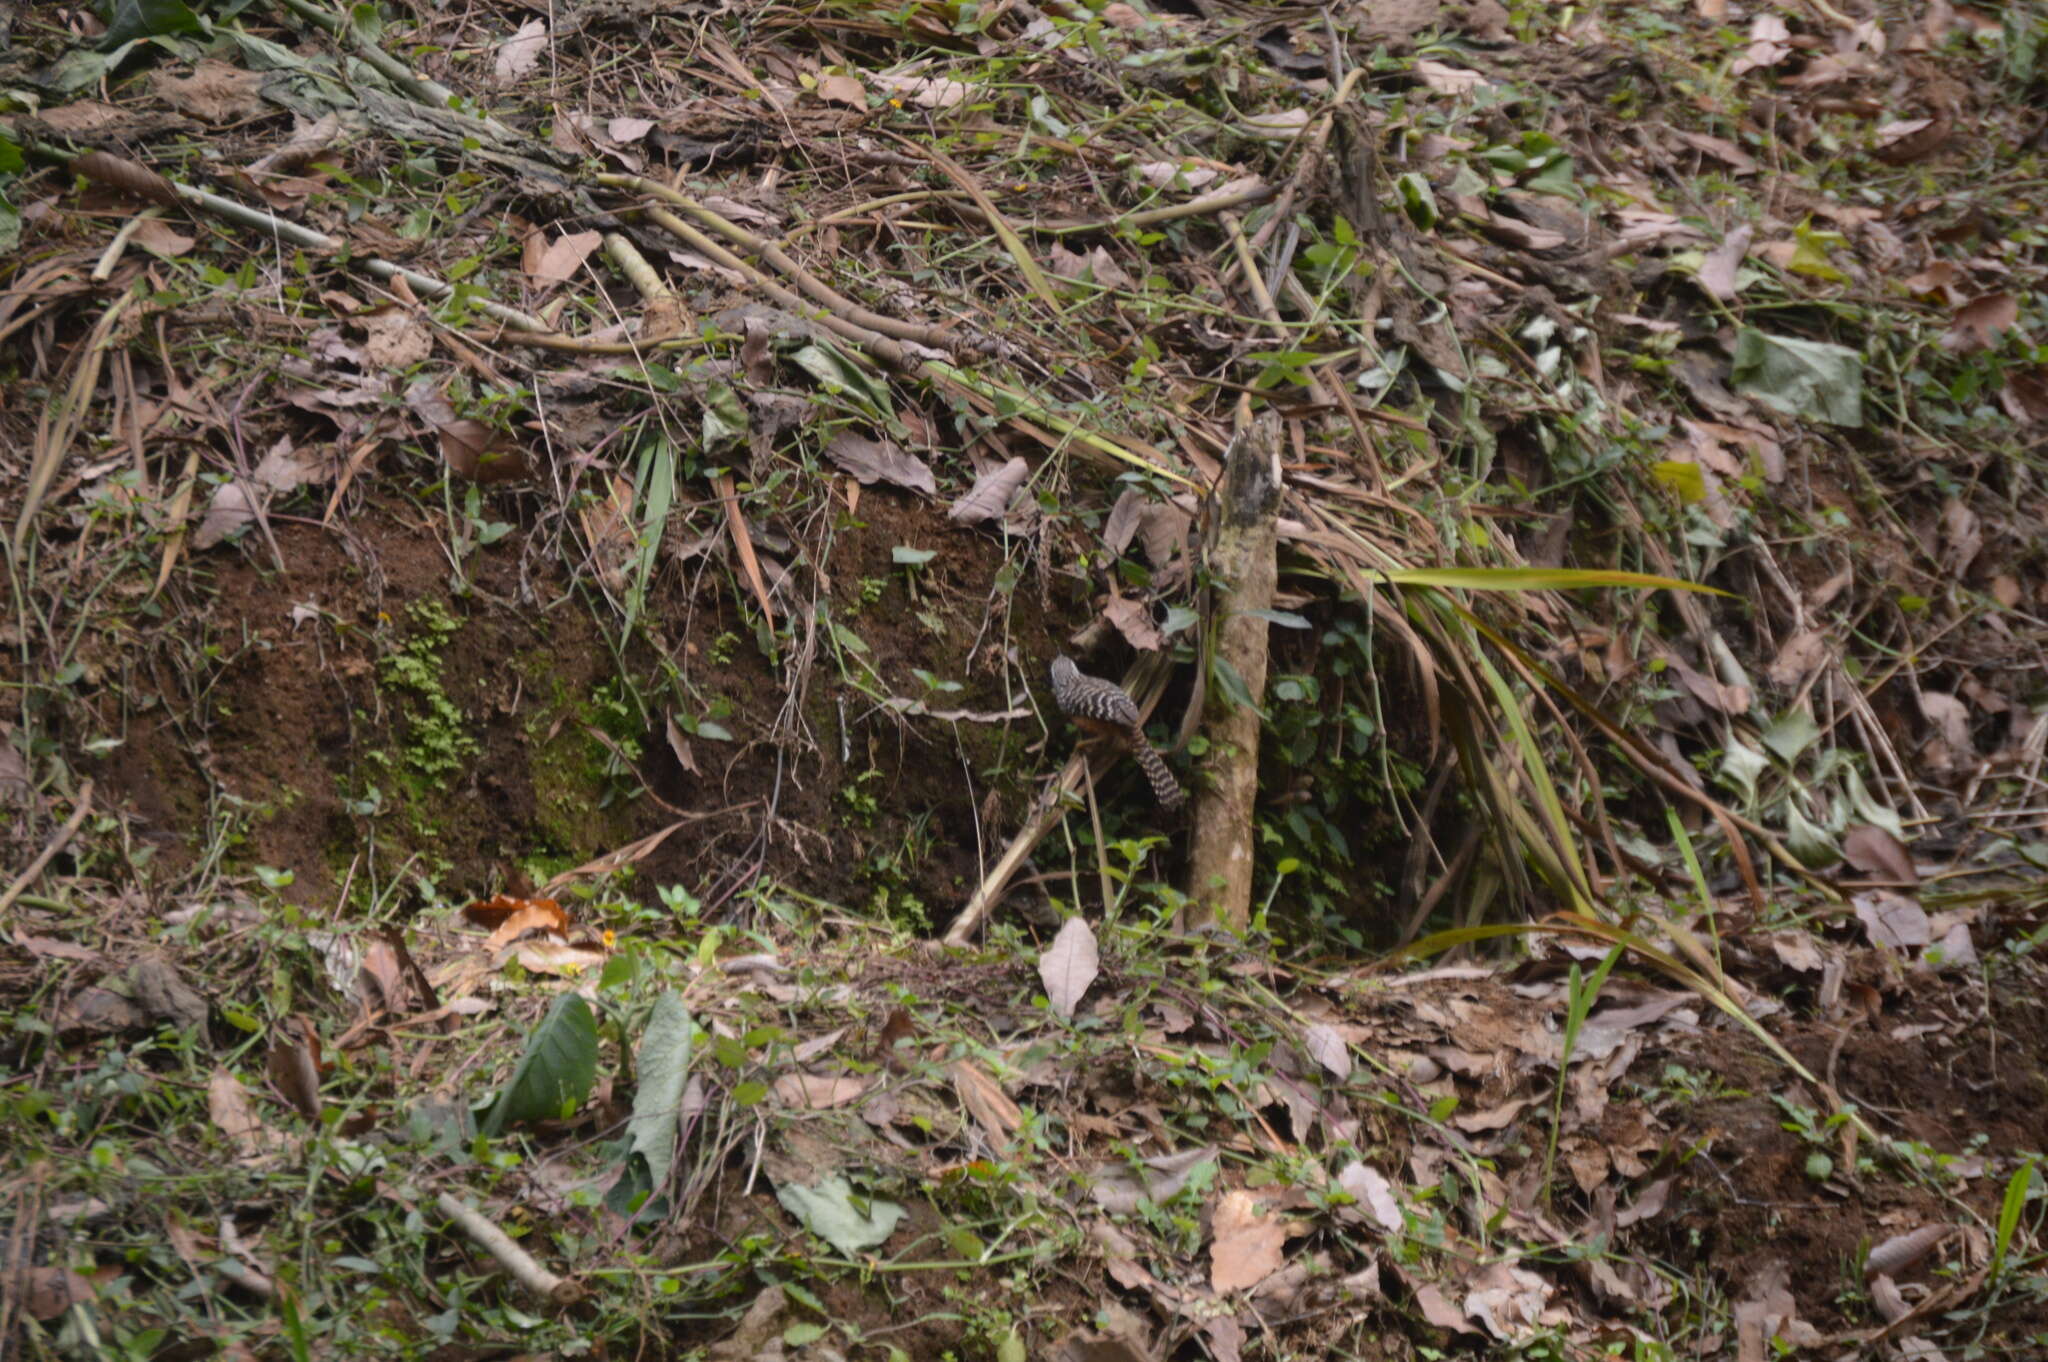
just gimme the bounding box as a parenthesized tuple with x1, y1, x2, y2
(3, 0, 2048, 1358)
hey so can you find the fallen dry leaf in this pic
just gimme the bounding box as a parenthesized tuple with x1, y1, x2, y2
(1102, 595, 1163, 652)
(267, 1016, 326, 1118)
(482, 900, 572, 951)
(1853, 890, 1931, 950)
(949, 457, 1029, 525)
(526, 229, 603, 285)
(1039, 916, 1099, 1020)
(496, 18, 548, 81)
(773, 1073, 870, 1109)
(153, 59, 265, 122)
(825, 433, 936, 496)
(209, 1070, 278, 1159)
(952, 1059, 1022, 1148)
(1210, 1189, 1287, 1292)
(1842, 825, 1916, 883)
(1941, 293, 2016, 353)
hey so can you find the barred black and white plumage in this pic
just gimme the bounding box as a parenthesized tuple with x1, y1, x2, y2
(1050, 655, 1186, 810)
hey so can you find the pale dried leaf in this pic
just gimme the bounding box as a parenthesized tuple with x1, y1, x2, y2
(1102, 489, 1145, 555)
(825, 433, 937, 495)
(1765, 629, 1829, 687)
(1767, 932, 1825, 972)
(1917, 691, 1972, 756)
(1039, 916, 1099, 1020)
(948, 457, 1029, 525)
(514, 939, 610, 976)
(773, 1073, 870, 1109)
(818, 73, 866, 107)
(133, 218, 196, 259)
(1939, 499, 1982, 577)
(154, 60, 265, 123)
(1102, 595, 1163, 652)
(1942, 293, 2017, 354)
(362, 311, 432, 369)
(1137, 502, 1190, 567)
(1853, 890, 1930, 950)
(1735, 1260, 1821, 1362)
(1335, 1162, 1403, 1233)
(1697, 224, 1753, 300)
(1463, 1260, 1552, 1340)
(495, 19, 547, 81)
(528, 230, 603, 284)
(208, 1070, 274, 1158)
(193, 479, 258, 550)
(951, 1059, 1022, 1147)
(1867, 1224, 1949, 1279)
(1415, 60, 1488, 94)
(1301, 1023, 1351, 1080)
(868, 70, 970, 109)
(1089, 1146, 1216, 1214)
(1842, 825, 1916, 883)
(1210, 1189, 1287, 1292)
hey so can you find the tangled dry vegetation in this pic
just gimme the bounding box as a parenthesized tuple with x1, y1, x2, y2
(3, 0, 2047, 1358)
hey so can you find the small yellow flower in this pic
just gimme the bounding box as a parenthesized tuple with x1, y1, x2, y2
(602, 929, 617, 949)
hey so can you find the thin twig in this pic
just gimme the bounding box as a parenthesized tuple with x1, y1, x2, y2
(0, 780, 93, 922)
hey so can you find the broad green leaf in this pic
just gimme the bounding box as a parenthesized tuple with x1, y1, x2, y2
(103, 0, 202, 47)
(1761, 707, 1821, 763)
(1841, 764, 1904, 839)
(701, 382, 748, 455)
(480, 994, 598, 1137)
(1651, 460, 1708, 503)
(606, 993, 694, 1218)
(789, 343, 890, 416)
(1718, 738, 1769, 806)
(1395, 172, 1437, 230)
(1730, 329, 1863, 427)
(1782, 800, 1839, 869)
(775, 1174, 904, 1254)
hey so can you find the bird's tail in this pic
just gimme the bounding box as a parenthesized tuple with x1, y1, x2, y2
(1132, 741, 1186, 811)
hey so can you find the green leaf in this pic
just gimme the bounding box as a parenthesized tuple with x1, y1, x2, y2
(605, 993, 694, 1218)
(103, 0, 202, 47)
(623, 435, 676, 640)
(1239, 608, 1311, 629)
(1380, 565, 1725, 596)
(1718, 738, 1769, 806)
(701, 382, 748, 454)
(1841, 764, 1903, 839)
(1395, 172, 1437, 230)
(1991, 1157, 2037, 1278)
(1730, 329, 1863, 427)
(1760, 707, 1821, 763)
(1651, 460, 1707, 504)
(480, 994, 598, 1137)
(775, 1174, 905, 1255)
(891, 545, 936, 566)
(789, 343, 891, 417)
(1210, 654, 1268, 720)
(1782, 800, 1839, 870)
